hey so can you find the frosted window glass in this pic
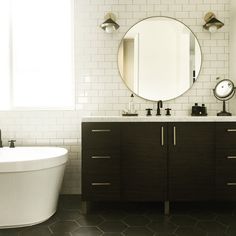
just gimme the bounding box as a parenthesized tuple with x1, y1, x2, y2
(11, 0, 74, 109)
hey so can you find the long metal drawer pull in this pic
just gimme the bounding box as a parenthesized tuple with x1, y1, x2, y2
(91, 183, 111, 186)
(91, 156, 111, 159)
(161, 126, 164, 146)
(227, 183, 236, 186)
(227, 156, 236, 159)
(91, 129, 111, 132)
(227, 129, 236, 132)
(173, 126, 177, 146)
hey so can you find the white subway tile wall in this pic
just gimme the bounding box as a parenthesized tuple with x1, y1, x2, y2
(0, 0, 230, 194)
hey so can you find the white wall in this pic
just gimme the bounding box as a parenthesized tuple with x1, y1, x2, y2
(0, 0, 230, 194)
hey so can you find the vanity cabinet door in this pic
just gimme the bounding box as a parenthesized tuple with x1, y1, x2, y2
(168, 122, 215, 201)
(121, 122, 167, 201)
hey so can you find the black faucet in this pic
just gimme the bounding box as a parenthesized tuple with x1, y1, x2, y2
(0, 130, 3, 148)
(156, 100, 163, 116)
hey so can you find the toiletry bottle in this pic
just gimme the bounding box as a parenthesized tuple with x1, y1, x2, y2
(191, 103, 200, 116)
(201, 104, 207, 116)
(128, 94, 135, 114)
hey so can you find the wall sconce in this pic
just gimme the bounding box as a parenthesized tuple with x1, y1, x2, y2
(100, 13, 120, 33)
(203, 12, 224, 33)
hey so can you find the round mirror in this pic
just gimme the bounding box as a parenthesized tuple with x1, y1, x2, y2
(214, 79, 235, 99)
(213, 79, 235, 116)
(118, 16, 202, 101)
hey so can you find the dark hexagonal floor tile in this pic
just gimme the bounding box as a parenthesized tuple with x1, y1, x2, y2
(169, 215, 196, 227)
(37, 213, 59, 226)
(98, 220, 127, 233)
(58, 195, 81, 210)
(123, 215, 150, 226)
(123, 226, 154, 236)
(145, 213, 170, 222)
(103, 233, 122, 236)
(122, 203, 150, 215)
(190, 212, 217, 221)
(57, 209, 82, 221)
(100, 210, 127, 221)
(19, 226, 51, 236)
(72, 226, 102, 236)
(50, 220, 79, 233)
(207, 233, 228, 236)
(175, 226, 207, 236)
(196, 220, 227, 234)
(155, 234, 175, 236)
(216, 214, 236, 226)
(52, 233, 71, 236)
(227, 227, 236, 236)
(76, 215, 104, 226)
(147, 221, 177, 234)
(0, 229, 22, 236)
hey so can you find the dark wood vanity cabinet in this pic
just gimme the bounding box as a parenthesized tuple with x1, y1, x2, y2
(215, 123, 236, 200)
(121, 123, 167, 201)
(168, 123, 215, 201)
(82, 121, 236, 204)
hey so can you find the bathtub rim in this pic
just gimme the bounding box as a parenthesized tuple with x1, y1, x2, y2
(0, 147, 68, 172)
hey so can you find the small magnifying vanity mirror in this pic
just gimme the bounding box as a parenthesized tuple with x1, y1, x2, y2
(118, 16, 202, 101)
(213, 79, 236, 116)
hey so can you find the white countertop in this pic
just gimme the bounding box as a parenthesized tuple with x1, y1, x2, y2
(82, 116, 236, 122)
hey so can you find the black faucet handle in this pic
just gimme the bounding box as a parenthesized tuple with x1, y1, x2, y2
(165, 108, 172, 116)
(146, 108, 153, 116)
(8, 140, 16, 148)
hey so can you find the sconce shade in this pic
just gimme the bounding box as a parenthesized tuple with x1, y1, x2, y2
(100, 18, 120, 33)
(203, 13, 224, 32)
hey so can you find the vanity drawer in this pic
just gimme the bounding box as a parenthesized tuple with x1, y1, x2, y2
(216, 180, 236, 201)
(82, 175, 120, 201)
(82, 150, 120, 174)
(82, 122, 120, 149)
(216, 150, 236, 178)
(216, 149, 236, 164)
(216, 123, 236, 148)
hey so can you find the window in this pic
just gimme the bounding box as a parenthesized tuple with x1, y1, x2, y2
(0, 0, 74, 110)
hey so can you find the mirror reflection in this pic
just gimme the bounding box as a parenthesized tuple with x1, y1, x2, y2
(214, 80, 234, 99)
(118, 17, 202, 101)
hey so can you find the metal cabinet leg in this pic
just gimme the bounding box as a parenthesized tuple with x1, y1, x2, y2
(81, 201, 90, 214)
(164, 201, 170, 215)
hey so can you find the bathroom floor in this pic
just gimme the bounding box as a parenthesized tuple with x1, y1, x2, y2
(1, 195, 236, 236)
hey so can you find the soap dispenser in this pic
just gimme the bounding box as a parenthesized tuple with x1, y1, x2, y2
(128, 94, 135, 114)
(122, 94, 138, 116)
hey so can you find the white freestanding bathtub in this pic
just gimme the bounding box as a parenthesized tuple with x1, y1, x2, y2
(0, 147, 68, 228)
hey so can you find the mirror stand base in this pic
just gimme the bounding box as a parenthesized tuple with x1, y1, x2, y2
(217, 100, 232, 116)
(217, 111, 232, 116)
